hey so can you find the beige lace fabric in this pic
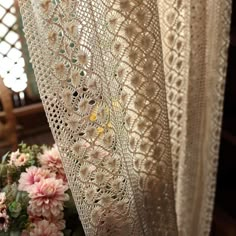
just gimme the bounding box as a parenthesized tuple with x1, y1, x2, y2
(159, 1, 232, 235)
(18, 0, 231, 236)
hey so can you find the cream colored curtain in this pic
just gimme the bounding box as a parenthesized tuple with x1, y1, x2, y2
(18, 0, 232, 235)
(159, 1, 232, 235)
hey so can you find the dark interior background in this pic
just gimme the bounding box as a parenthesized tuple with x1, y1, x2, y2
(211, 1, 236, 235)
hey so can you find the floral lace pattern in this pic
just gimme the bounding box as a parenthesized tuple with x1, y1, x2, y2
(19, 0, 177, 235)
(18, 0, 232, 235)
(159, 0, 232, 235)
(158, 0, 189, 191)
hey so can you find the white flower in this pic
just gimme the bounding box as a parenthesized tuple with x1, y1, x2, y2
(8, 149, 20, 165)
(0, 193, 6, 205)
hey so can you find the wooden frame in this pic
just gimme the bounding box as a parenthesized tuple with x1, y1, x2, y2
(0, 78, 17, 149)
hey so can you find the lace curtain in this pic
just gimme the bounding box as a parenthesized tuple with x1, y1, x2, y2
(18, 0, 232, 235)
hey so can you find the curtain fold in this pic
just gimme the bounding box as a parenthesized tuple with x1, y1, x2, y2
(159, 1, 232, 235)
(18, 0, 232, 235)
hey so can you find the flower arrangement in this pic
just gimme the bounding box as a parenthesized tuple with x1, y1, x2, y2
(0, 144, 84, 236)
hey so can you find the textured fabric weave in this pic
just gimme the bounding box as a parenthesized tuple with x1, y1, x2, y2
(159, 1, 232, 235)
(18, 0, 232, 235)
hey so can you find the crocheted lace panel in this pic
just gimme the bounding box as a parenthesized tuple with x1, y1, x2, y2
(159, 0, 231, 235)
(18, 0, 232, 235)
(19, 0, 177, 235)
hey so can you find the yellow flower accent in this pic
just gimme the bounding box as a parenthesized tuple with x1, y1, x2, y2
(112, 100, 121, 111)
(107, 122, 112, 128)
(89, 113, 97, 122)
(97, 127, 104, 134)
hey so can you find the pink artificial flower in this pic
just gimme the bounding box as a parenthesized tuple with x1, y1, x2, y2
(8, 149, 20, 165)
(48, 212, 66, 231)
(28, 178, 69, 218)
(28, 212, 66, 231)
(14, 153, 29, 167)
(0, 193, 6, 205)
(0, 210, 9, 232)
(50, 217, 65, 231)
(26, 210, 42, 222)
(39, 146, 62, 170)
(55, 171, 67, 185)
(18, 166, 55, 192)
(38, 146, 67, 184)
(28, 219, 63, 236)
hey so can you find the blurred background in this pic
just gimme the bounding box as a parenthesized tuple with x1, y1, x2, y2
(0, 0, 54, 155)
(0, 0, 236, 235)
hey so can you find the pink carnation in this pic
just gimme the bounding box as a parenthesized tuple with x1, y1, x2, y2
(28, 212, 66, 231)
(28, 178, 69, 218)
(28, 213, 66, 230)
(50, 217, 65, 231)
(18, 166, 55, 192)
(28, 219, 63, 236)
(38, 146, 67, 184)
(48, 211, 65, 230)
(39, 146, 62, 170)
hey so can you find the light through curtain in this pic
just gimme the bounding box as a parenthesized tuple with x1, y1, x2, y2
(0, 0, 27, 93)
(18, 0, 232, 235)
(0, 0, 39, 100)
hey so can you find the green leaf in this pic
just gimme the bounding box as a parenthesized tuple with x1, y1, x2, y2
(9, 201, 22, 218)
(0, 164, 8, 177)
